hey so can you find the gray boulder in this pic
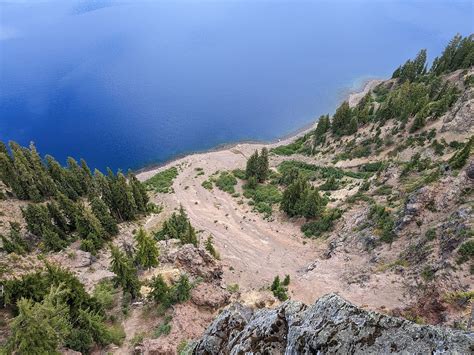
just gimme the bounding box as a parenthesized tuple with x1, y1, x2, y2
(193, 294, 473, 354)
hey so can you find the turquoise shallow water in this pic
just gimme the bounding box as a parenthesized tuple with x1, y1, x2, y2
(0, 0, 472, 171)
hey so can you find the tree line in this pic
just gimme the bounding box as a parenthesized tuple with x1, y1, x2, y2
(0, 140, 150, 254)
(306, 34, 473, 144)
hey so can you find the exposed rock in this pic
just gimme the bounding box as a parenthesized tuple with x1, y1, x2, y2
(193, 294, 473, 354)
(137, 340, 174, 355)
(191, 283, 231, 310)
(467, 161, 474, 180)
(441, 84, 474, 133)
(166, 244, 223, 283)
(439, 207, 472, 257)
(395, 187, 433, 232)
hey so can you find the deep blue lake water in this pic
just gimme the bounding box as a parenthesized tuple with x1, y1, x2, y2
(0, 1, 472, 171)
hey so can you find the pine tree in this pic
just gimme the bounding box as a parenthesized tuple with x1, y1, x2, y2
(331, 101, 352, 136)
(256, 148, 270, 182)
(109, 172, 137, 221)
(205, 235, 220, 259)
(409, 113, 425, 133)
(134, 228, 159, 269)
(75, 204, 106, 252)
(271, 276, 280, 292)
(6, 285, 71, 354)
(183, 221, 198, 246)
(0, 222, 29, 255)
(303, 189, 325, 219)
(91, 197, 118, 237)
(56, 193, 79, 231)
(47, 201, 70, 234)
(347, 117, 358, 135)
(66, 157, 87, 196)
(245, 151, 259, 179)
(171, 274, 192, 303)
(29, 142, 57, 198)
(0, 148, 23, 197)
(148, 275, 170, 305)
(80, 158, 94, 196)
(110, 245, 140, 298)
(313, 115, 330, 146)
(22, 203, 52, 236)
(155, 206, 197, 246)
(42, 225, 67, 251)
(10, 142, 42, 201)
(128, 172, 149, 213)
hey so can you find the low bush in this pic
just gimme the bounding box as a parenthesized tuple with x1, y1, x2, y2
(215, 171, 237, 194)
(145, 167, 178, 193)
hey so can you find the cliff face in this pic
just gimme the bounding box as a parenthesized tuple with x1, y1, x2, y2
(193, 294, 473, 354)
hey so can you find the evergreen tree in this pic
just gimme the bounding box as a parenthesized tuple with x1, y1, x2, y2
(409, 112, 426, 133)
(148, 275, 170, 305)
(134, 228, 159, 269)
(28, 142, 57, 198)
(91, 197, 118, 236)
(303, 189, 325, 219)
(56, 192, 79, 231)
(171, 274, 192, 303)
(66, 157, 87, 196)
(6, 285, 71, 354)
(271, 276, 280, 292)
(313, 114, 330, 146)
(47, 201, 70, 234)
(256, 148, 269, 182)
(109, 172, 137, 221)
(0, 222, 29, 255)
(110, 245, 140, 298)
(431, 34, 474, 75)
(22, 203, 53, 237)
(128, 172, 149, 213)
(0, 148, 23, 197)
(281, 177, 326, 218)
(245, 150, 259, 179)
(76, 205, 106, 253)
(347, 117, 358, 135)
(10, 142, 42, 201)
(155, 206, 198, 246)
(331, 101, 352, 136)
(42, 226, 67, 252)
(204, 235, 220, 259)
(80, 158, 94, 196)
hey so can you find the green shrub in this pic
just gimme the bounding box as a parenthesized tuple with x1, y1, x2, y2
(243, 183, 281, 218)
(145, 167, 179, 193)
(201, 180, 213, 190)
(232, 169, 246, 179)
(270, 275, 289, 301)
(457, 240, 474, 264)
(215, 171, 237, 194)
(368, 204, 395, 243)
(301, 209, 342, 237)
(425, 228, 436, 241)
(154, 315, 172, 338)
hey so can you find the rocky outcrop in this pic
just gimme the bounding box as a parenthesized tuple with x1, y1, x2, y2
(193, 294, 473, 354)
(441, 82, 474, 133)
(191, 283, 231, 310)
(163, 244, 223, 284)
